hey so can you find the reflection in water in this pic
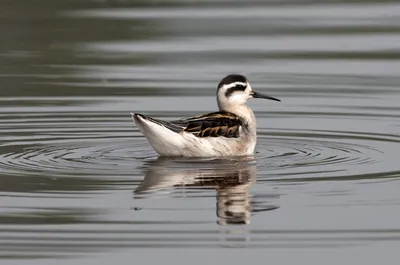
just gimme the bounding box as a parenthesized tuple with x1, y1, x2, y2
(135, 157, 279, 226)
(215, 172, 254, 226)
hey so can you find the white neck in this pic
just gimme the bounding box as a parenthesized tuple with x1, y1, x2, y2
(218, 102, 257, 134)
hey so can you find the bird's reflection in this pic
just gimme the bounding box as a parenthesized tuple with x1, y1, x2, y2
(134, 156, 279, 226)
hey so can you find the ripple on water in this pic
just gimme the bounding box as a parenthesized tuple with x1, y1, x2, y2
(0, 107, 398, 181)
(1, 98, 400, 258)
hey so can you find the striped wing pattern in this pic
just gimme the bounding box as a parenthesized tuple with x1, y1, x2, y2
(177, 112, 243, 138)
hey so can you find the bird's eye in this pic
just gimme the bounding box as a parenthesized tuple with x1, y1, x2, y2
(234, 85, 247, 91)
(225, 85, 247, 97)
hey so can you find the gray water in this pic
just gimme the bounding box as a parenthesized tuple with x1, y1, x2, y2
(1, 1, 400, 264)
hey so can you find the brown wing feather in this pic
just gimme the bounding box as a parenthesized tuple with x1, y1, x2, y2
(178, 112, 243, 138)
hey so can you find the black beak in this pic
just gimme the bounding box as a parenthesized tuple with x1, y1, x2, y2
(251, 91, 281, 102)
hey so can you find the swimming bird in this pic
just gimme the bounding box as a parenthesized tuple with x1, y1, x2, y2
(132, 74, 280, 157)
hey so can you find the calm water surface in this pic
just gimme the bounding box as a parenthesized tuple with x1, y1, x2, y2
(1, 0, 400, 264)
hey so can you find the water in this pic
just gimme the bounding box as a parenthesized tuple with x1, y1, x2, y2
(1, 0, 400, 264)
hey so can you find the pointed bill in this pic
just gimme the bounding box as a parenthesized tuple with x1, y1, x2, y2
(251, 91, 281, 102)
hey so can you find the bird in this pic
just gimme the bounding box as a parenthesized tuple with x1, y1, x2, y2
(131, 74, 281, 157)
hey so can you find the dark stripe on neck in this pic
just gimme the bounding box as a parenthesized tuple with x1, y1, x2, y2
(225, 85, 247, 97)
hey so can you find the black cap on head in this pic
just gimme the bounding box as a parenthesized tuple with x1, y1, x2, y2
(218, 74, 248, 89)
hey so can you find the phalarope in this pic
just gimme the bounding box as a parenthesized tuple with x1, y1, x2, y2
(132, 74, 280, 157)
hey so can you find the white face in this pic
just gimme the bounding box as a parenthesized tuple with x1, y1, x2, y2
(218, 81, 253, 106)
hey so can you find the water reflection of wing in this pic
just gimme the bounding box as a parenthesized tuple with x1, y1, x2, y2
(135, 156, 256, 194)
(134, 156, 279, 225)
